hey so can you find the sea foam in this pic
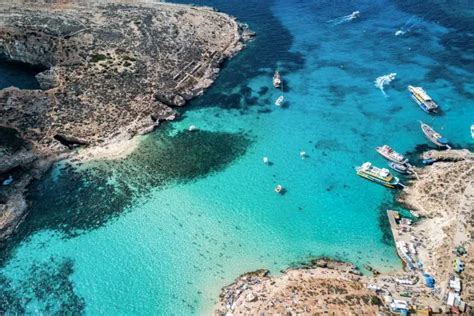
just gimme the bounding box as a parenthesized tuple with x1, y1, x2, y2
(374, 73, 397, 97)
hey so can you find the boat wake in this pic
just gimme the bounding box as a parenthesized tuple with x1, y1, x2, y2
(395, 16, 418, 36)
(374, 73, 397, 97)
(327, 11, 360, 26)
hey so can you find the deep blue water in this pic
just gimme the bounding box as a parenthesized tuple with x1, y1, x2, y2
(1, 0, 473, 314)
(0, 59, 43, 89)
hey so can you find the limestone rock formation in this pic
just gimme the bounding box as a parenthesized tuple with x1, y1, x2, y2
(0, 1, 250, 240)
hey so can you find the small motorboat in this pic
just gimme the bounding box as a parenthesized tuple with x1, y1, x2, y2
(188, 125, 198, 132)
(275, 95, 284, 106)
(263, 156, 269, 164)
(387, 161, 411, 175)
(420, 121, 450, 149)
(273, 71, 281, 88)
(350, 11, 360, 20)
(471, 124, 474, 139)
(422, 158, 435, 165)
(299, 151, 307, 159)
(275, 184, 283, 194)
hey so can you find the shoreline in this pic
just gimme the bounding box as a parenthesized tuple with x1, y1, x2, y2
(74, 133, 141, 163)
(214, 149, 474, 314)
(0, 0, 253, 242)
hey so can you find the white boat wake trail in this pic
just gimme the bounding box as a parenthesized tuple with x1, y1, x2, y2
(395, 16, 418, 36)
(327, 11, 360, 26)
(374, 73, 397, 97)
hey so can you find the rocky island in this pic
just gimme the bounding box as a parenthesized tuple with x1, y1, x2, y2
(0, 1, 252, 241)
(215, 149, 473, 315)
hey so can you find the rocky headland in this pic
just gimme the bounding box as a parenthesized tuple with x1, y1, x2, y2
(215, 259, 385, 315)
(0, 1, 253, 241)
(215, 149, 473, 315)
(397, 149, 473, 307)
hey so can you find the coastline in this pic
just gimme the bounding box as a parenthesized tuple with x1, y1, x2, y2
(215, 258, 384, 315)
(0, 0, 253, 242)
(74, 133, 142, 163)
(214, 149, 474, 314)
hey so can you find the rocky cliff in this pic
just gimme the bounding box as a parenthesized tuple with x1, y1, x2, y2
(0, 1, 252, 241)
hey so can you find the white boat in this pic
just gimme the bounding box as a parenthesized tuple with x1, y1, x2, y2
(350, 11, 360, 19)
(376, 145, 408, 164)
(420, 121, 450, 148)
(300, 151, 307, 159)
(275, 95, 284, 106)
(263, 156, 269, 164)
(275, 184, 283, 194)
(471, 124, 474, 139)
(408, 85, 439, 113)
(188, 125, 198, 132)
(273, 71, 281, 88)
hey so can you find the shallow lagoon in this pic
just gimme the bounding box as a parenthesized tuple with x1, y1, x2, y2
(1, 0, 473, 314)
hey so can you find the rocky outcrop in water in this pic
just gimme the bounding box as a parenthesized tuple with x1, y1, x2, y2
(0, 1, 252, 241)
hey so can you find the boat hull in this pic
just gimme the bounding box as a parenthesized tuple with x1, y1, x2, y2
(357, 171, 400, 189)
(420, 123, 449, 148)
(387, 162, 410, 174)
(425, 137, 444, 147)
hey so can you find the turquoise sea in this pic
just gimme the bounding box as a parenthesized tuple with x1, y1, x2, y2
(1, 0, 473, 314)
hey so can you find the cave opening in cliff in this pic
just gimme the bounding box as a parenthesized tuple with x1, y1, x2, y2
(0, 55, 47, 90)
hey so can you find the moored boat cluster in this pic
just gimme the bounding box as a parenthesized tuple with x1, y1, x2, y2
(356, 145, 411, 189)
(355, 88, 459, 188)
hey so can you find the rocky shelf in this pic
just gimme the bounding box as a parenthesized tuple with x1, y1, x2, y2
(0, 1, 253, 241)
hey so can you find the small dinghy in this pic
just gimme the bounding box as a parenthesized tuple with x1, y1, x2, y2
(263, 156, 269, 164)
(275, 95, 284, 106)
(188, 125, 198, 132)
(275, 184, 283, 194)
(471, 124, 474, 139)
(387, 161, 411, 175)
(420, 121, 450, 149)
(299, 151, 307, 159)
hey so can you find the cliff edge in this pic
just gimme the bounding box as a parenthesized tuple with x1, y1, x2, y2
(0, 1, 252, 241)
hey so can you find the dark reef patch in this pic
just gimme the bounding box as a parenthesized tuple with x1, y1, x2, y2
(314, 138, 349, 153)
(0, 128, 250, 263)
(0, 257, 85, 314)
(257, 86, 269, 96)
